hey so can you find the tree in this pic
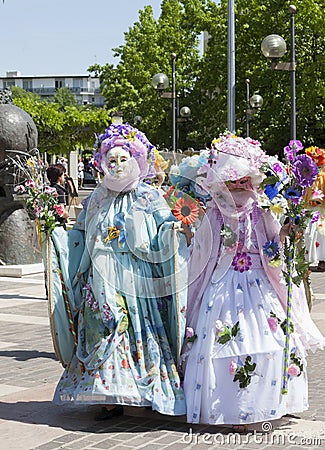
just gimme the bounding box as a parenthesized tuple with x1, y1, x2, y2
(12, 89, 109, 155)
(52, 87, 78, 108)
(89, 0, 324, 153)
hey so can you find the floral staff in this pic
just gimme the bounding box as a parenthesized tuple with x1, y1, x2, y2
(264, 140, 319, 394)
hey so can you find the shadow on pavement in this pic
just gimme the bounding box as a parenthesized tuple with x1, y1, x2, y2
(0, 350, 56, 361)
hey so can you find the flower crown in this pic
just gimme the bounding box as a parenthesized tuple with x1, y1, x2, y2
(94, 123, 156, 179)
(210, 134, 268, 172)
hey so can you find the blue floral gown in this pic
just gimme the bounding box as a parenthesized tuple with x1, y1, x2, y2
(48, 183, 188, 416)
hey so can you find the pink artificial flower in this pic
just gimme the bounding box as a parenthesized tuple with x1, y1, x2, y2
(34, 206, 42, 217)
(25, 179, 36, 188)
(54, 204, 65, 216)
(229, 360, 238, 375)
(311, 189, 324, 201)
(14, 185, 25, 193)
(267, 317, 278, 332)
(44, 186, 57, 195)
(288, 364, 301, 377)
(185, 327, 194, 339)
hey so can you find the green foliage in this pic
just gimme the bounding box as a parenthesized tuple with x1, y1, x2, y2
(216, 321, 240, 344)
(233, 356, 256, 388)
(89, 0, 324, 152)
(12, 89, 109, 155)
(52, 87, 78, 108)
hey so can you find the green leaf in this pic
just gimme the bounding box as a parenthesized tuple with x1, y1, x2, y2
(117, 315, 129, 334)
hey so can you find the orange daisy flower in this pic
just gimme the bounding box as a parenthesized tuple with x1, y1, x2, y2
(173, 197, 199, 225)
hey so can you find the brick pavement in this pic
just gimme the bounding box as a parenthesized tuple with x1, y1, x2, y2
(0, 272, 324, 450)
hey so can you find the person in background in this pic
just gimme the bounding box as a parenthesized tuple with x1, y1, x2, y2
(77, 158, 84, 188)
(304, 146, 325, 272)
(46, 164, 69, 224)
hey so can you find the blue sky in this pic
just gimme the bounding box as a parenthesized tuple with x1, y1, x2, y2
(0, 0, 162, 76)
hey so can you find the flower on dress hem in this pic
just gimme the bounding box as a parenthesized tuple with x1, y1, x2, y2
(232, 253, 252, 272)
(288, 363, 301, 377)
(215, 320, 225, 334)
(229, 360, 238, 375)
(267, 317, 278, 332)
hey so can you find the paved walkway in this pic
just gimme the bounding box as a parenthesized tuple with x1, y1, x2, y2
(0, 272, 324, 449)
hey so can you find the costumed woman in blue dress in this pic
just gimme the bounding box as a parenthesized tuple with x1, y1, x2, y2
(47, 123, 189, 419)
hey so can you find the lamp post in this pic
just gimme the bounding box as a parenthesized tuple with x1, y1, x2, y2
(110, 110, 123, 125)
(152, 53, 177, 152)
(261, 5, 297, 140)
(245, 79, 263, 137)
(177, 106, 191, 150)
(228, 0, 236, 133)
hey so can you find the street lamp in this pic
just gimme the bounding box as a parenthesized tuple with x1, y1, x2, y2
(261, 5, 297, 140)
(177, 106, 191, 150)
(245, 79, 263, 137)
(134, 115, 142, 126)
(152, 53, 177, 152)
(110, 110, 123, 125)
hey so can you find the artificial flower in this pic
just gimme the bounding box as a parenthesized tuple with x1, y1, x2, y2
(185, 327, 195, 339)
(305, 146, 325, 166)
(268, 258, 282, 268)
(215, 320, 225, 334)
(311, 211, 321, 223)
(283, 140, 303, 161)
(311, 189, 324, 201)
(267, 317, 278, 332)
(14, 185, 25, 193)
(288, 363, 301, 377)
(232, 253, 252, 272)
(173, 197, 199, 225)
(54, 204, 65, 216)
(263, 240, 279, 258)
(229, 360, 238, 375)
(291, 154, 318, 188)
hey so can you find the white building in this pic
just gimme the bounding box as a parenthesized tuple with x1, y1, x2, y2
(0, 71, 105, 107)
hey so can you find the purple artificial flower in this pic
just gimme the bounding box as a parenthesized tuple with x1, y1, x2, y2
(273, 162, 284, 175)
(283, 140, 304, 161)
(311, 211, 321, 223)
(291, 154, 318, 188)
(232, 253, 252, 272)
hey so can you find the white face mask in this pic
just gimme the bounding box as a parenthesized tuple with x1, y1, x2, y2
(105, 147, 131, 177)
(101, 147, 140, 193)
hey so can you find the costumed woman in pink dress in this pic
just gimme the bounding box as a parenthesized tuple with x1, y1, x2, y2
(181, 135, 324, 428)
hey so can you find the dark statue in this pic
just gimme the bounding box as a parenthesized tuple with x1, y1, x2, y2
(0, 89, 41, 265)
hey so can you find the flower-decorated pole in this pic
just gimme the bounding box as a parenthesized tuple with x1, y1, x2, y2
(282, 230, 295, 394)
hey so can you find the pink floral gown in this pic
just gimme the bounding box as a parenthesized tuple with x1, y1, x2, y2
(183, 197, 323, 425)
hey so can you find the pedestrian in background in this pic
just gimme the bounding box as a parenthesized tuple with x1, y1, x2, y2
(77, 158, 84, 188)
(46, 164, 69, 225)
